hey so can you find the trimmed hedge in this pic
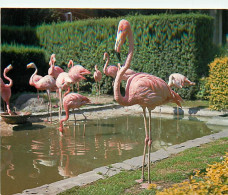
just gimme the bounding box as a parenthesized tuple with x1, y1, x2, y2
(35, 14, 214, 98)
(1, 25, 40, 46)
(206, 57, 228, 111)
(1, 44, 49, 93)
(2, 14, 215, 98)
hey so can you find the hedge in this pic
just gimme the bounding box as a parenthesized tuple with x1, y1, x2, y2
(206, 57, 228, 111)
(2, 14, 215, 98)
(1, 44, 49, 93)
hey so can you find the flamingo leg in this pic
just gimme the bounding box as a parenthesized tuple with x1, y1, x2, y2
(136, 108, 148, 183)
(47, 90, 52, 123)
(59, 89, 62, 121)
(78, 108, 87, 120)
(147, 109, 152, 184)
(77, 82, 80, 92)
(98, 82, 101, 98)
(73, 108, 76, 124)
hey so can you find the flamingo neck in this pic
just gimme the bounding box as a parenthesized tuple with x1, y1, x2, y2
(114, 28, 134, 105)
(3, 69, 13, 87)
(31, 67, 38, 85)
(103, 55, 109, 73)
(59, 107, 69, 132)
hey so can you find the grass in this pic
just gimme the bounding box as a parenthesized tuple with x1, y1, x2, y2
(59, 137, 228, 195)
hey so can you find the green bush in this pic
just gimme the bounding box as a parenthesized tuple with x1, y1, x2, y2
(1, 25, 40, 46)
(206, 57, 228, 111)
(35, 14, 214, 98)
(1, 44, 49, 93)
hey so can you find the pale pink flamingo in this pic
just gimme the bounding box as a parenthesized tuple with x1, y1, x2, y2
(0, 65, 13, 115)
(117, 63, 136, 81)
(27, 62, 56, 122)
(59, 93, 90, 133)
(68, 60, 91, 92)
(103, 52, 118, 79)
(93, 64, 102, 98)
(114, 19, 183, 186)
(48, 54, 64, 79)
(28, 67, 43, 100)
(56, 72, 74, 120)
(168, 73, 195, 89)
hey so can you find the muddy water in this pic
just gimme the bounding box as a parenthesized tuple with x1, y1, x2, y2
(1, 115, 218, 195)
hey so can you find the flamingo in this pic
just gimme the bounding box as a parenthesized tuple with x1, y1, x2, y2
(114, 19, 183, 186)
(0, 64, 13, 115)
(168, 73, 195, 89)
(48, 54, 64, 79)
(59, 93, 90, 133)
(27, 62, 56, 122)
(93, 64, 102, 98)
(68, 60, 91, 92)
(56, 72, 74, 120)
(117, 63, 136, 81)
(103, 52, 118, 79)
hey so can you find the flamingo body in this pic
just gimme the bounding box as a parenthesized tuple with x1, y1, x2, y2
(59, 93, 90, 132)
(168, 73, 195, 89)
(0, 65, 13, 115)
(48, 54, 64, 79)
(93, 65, 102, 82)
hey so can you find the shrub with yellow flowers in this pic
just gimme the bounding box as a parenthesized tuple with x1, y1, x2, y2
(206, 57, 228, 110)
(152, 153, 228, 194)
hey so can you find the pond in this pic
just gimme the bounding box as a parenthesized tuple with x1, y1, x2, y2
(1, 115, 220, 195)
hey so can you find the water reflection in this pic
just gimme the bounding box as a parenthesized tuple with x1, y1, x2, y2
(1, 115, 219, 195)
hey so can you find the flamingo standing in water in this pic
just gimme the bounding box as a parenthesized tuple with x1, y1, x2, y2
(93, 64, 102, 99)
(114, 19, 183, 186)
(1, 65, 13, 115)
(68, 60, 91, 92)
(48, 54, 64, 79)
(168, 73, 195, 89)
(59, 93, 90, 133)
(27, 62, 56, 122)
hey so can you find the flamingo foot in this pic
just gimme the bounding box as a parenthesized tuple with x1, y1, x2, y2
(135, 178, 144, 184)
(140, 183, 151, 189)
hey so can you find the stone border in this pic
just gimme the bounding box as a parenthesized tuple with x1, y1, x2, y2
(16, 128, 228, 195)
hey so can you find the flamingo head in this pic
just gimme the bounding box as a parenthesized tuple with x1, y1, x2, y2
(103, 52, 109, 61)
(115, 19, 130, 53)
(95, 64, 98, 70)
(117, 63, 121, 71)
(6, 64, 13, 71)
(27, 62, 36, 69)
(68, 60, 73, 68)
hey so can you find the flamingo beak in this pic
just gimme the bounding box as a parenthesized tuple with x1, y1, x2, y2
(27, 63, 34, 68)
(115, 30, 122, 53)
(7, 64, 13, 70)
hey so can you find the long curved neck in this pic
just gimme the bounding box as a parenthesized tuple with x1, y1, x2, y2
(114, 28, 134, 105)
(31, 67, 38, 85)
(4, 69, 13, 87)
(103, 54, 109, 73)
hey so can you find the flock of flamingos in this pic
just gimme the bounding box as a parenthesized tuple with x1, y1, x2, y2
(1, 19, 196, 186)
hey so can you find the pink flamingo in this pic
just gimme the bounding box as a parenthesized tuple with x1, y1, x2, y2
(0, 65, 13, 115)
(28, 67, 43, 100)
(103, 52, 118, 79)
(117, 63, 136, 81)
(56, 72, 74, 120)
(93, 64, 102, 98)
(59, 93, 90, 133)
(48, 54, 64, 79)
(168, 73, 195, 89)
(114, 19, 183, 186)
(68, 60, 91, 92)
(27, 62, 56, 122)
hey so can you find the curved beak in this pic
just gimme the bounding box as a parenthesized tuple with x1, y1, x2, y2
(7, 64, 13, 70)
(116, 52, 121, 61)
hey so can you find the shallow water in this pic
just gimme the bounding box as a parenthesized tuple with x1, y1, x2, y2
(1, 115, 220, 195)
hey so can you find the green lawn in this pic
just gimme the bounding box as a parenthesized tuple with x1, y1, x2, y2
(59, 137, 228, 195)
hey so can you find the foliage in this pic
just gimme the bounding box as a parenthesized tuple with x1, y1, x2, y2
(1, 44, 49, 93)
(206, 57, 228, 110)
(2, 14, 215, 98)
(155, 153, 228, 194)
(196, 77, 210, 100)
(35, 13, 214, 98)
